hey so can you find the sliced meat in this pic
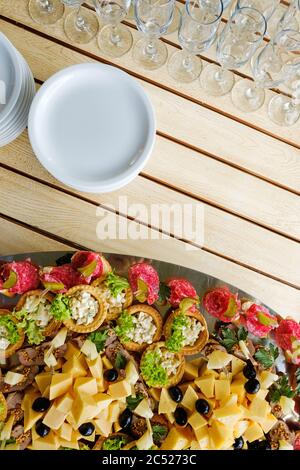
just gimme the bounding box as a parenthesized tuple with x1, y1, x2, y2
(11, 424, 24, 440)
(105, 329, 118, 347)
(71, 335, 86, 350)
(9, 407, 24, 426)
(18, 343, 67, 366)
(130, 416, 147, 439)
(6, 392, 23, 410)
(202, 340, 227, 356)
(105, 340, 135, 369)
(268, 420, 295, 446)
(0, 365, 39, 393)
(16, 430, 32, 450)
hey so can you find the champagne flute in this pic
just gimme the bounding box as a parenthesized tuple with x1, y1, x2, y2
(133, 0, 175, 70)
(234, 0, 279, 21)
(94, 0, 133, 57)
(168, 0, 223, 83)
(28, 0, 65, 25)
(62, 0, 99, 44)
(200, 7, 266, 96)
(231, 29, 300, 113)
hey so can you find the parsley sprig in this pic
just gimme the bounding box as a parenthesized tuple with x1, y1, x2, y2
(218, 326, 248, 352)
(254, 344, 279, 369)
(126, 394, 143, 411)
(88, 329, 109, 352)
(269, 376, 295, 403)
(158, 282, 171, 303)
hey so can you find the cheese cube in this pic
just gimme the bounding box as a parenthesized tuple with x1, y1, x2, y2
(209, 420, 233, 450)
(43, 405, 67, 430)
(149, 388, 161, 402)
(50, 373, 73, 400)
(234, 420, 249, 438)
(30, 431, 59, 450)
(125, 361, 139, 385)
(93, 393, 113, 411)
(279, 396, 295, 415)
(94, 417, 112, 437)
(257, 413, 278, 434)
(231, 356, 246, 376)
(230, 380, 246, 403)
(195, 376, 215, 398)
(86, 356, 103, 379)
(244, 422, 264, 442)
(108, 380, 132, 399)
(102, 356, 113, 369)
(57, 422, 73, 441)
(24, 406, 43, 433)
(134, 398, 153, 419)
(64, 343, 82, 360)
(62, 356, 87, 378)
(55, 393, 74, 413)
(183, 362, 198, 381)
(181, 385, 199, 411)
(215, 379, 231, 400)
(220, 393, 238, 407)
(249, 396, 271, 419)
(72, 393, 101, 426)
(188, 412, 207, 430)
(194, 425, 210, 449)
(108, 401, 121, 423)
(35, 372, 52, 395)
(259, 371, 278, 389)
(160, 427, 192, 451)
(207, 350, 232, 370)
(247, 389, 268, 402)
(74, 377, 98, 395)
(213, 404, 244, 427)
(158, 388, 177, 414)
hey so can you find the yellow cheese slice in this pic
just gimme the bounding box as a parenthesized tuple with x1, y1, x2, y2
(194, 425, 210, 449)
(62, 355, 87, 378)
(50, 373, 73, 400)
(30, 431, 59, 450)
(195, 376, 215, 398)
(102, 356, 113, 369)
(43, 405, 67, 430)
(181, 385, 199, 411)
(94, 417, 112, 437)
(249, 396, 271, 419)
(220, 393, 238, 407)
(57, 437, 79, 450)
(209, 420, 234, 450)
(183, 362, 198, 381)
(214, 379, 231, 401)
(259, 371, 278, 389)
(160, 426, 193, 451)
(158, 388, 177, 414)
(213, 404, 244, 427)
(24, 405, 44, 433)
(231, 356, 246, 376)
(74, 377, 98, 396)
(188, 411, 207, 430)
(207, 350, 232, 370)
(108, 401, 121, 423)
(108, 379, 132, 399)
(86, 356, 103, 379)
(233, 419, 249, 438)
(64, 343, 82, 360)
(56, 422, 73, 442)
(72, 393, 101, 426)
(134, 398, 153, 419)
(93, 393, 113, 411)
(55, 393, 74, 413)
(125, 361, 139, 385)
(244, 421, 264, 442)
(35, 372, 52, 395)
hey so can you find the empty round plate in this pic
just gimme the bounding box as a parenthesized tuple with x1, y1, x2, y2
(28, 63, 156, 193)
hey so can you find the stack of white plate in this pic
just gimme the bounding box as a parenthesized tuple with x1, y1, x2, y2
(0, 33, 36, 148)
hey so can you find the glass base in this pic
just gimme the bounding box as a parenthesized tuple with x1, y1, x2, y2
(132, 37, 168, 71)
(28, 0, 65, 25)
(64, 9, 99, 44)
(268, 95, 300, 127)
(231, 79, 265, 112)
(168, 50, 202, 83)
(200, 64, 235, 96)
(98, 24, 133, 58)
(166, 5, 181, 35)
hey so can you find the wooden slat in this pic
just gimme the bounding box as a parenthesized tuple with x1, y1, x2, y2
(1, 21, 300, 242)
(1, 132, 300, 287)
(1, 3, 300, 193)
(0, 166, 299, 317)
(0, 217, 72, 255)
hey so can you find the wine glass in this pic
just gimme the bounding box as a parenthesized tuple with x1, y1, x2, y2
(133, 0, 175, 70)
(200, 7, 266, 96)
(234, 0, 279, 21)
(62, 0, 99, 44)
(28, 0, 65, 24)
(231, 29, 300, 113)
(94, 0, 133, 57)
(166, 4, 182, 35)
(168, 0, 223, 83)
(268, 0, 300, 38)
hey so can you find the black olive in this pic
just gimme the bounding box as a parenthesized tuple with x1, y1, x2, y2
(243, 361, 256, 380)
(104, 368, 118, 382)
(78, 422, 95, 437)
(258, 440, 272, 450)
(174, 407, 187, 426)
(247, 440, 261, 450)
(32, 397, 51, 413)
(168, 386, 183, 403)
(119, 408, 133, 431)
(35, 419, 50, 438)
(233, 437, 244, 450)
(55, 253, 73, 266)
(195, 398, 210, 415)
(244, 378, 260, 394)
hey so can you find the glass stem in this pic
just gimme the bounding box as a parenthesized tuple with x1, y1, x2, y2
(110, 25, 121, 45)
(39, 0, 52, 12)
(145, 37, 157, 57)
(215, 67, 226, 82)
(75, 6, 87, 31)
(182, 52, 193, 72)
(245, 84, 258, 99)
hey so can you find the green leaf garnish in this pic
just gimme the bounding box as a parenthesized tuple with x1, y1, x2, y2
(0, 315, 20, 345)
(140, 350, 168, 387)
(88, 329, 109, 353)
(14, 310, 45, 346)
(126, 394, 143, 411)
(115, 351, 127, 369)
(50, 294, 72, 321)
(158, 282, 170, 303)
(152, 424, 168, 443)
(114, 310, 134, 343)
(254, 344, 279, 369)
(237, 326, 248, 341)
(269, 376, 295, 403)
(165, 312, 189, 353)
(219, 326, 248, 352)
(102, 436, 128, 450)
(105, 271, 129, 298)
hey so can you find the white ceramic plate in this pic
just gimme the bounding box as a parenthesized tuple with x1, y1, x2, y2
(28, 63, 156, 193)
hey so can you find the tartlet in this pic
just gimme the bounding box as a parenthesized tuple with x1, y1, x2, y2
(140, 341, 185, 388)
(163, 308, 209, 356)
(16, 290, 60, 337)
(63, 285, 107, 333)
(0, 308, 25, 359)
(91, 278, 133, 321)
(93, 433, 131, 450)
(115, 304, 163, 352)
(0, 391, 8, 421)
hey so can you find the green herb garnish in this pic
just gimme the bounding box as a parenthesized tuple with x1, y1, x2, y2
(126, 394, 143, 411)
(152, 424, 168, 443)
(219, 326, 248, 352)
(14, 310, 45, 346)
(102, 436, 128, 450)
(140, 350, 168, 387)
(105, 272, 129, 298)
(254, 344, 279, 369)
(165, 313, 189, 353)
(88, 329, 109, 353)
(0, 315, 20, 345)
(115, 351, 127, 369)
(269, 376, 295, 403)
(158, 282, 170, 303)
(114, 310, 134, 343)
(50, 294, 71, 321)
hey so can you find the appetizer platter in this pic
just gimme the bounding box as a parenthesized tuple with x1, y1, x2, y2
(0, 251, 299, 451)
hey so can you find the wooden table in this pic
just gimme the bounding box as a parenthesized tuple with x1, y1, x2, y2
(0, 0, 299, 319)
